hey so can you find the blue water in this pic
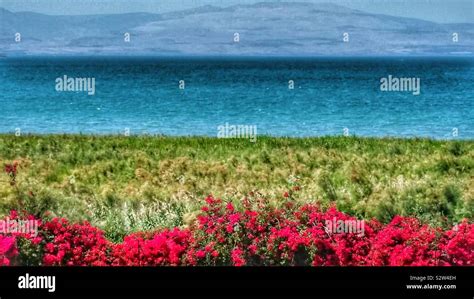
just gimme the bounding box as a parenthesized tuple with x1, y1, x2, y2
(1, 57, 473, 139)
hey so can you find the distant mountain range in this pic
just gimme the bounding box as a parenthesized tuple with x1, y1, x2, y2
(1, 2, 473, 56)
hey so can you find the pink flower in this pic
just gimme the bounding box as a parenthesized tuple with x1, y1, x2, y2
(0, 235, 17, 266)
(0, 236, 15, 254)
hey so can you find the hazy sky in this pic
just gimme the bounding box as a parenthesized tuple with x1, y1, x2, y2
(1, 0, 473, 23)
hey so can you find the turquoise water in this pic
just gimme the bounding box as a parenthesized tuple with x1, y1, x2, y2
(1, 57, 473, 138)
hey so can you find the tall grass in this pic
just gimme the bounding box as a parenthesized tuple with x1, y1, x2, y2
(0, 134, 472, 240)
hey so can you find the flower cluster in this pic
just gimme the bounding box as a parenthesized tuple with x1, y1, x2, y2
(0, 196, 472, 266)
(187, 198, 377, 266)
(0, 211, 42, 266)
(42, 218, 110, 266)
(367, 216, 442, 266)
(438, 220, 473, 266)
(0, 235, 17, 266)
(111, 229, 191, 266)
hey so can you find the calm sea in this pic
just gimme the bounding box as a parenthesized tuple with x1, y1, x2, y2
(1, 57, 473, 139)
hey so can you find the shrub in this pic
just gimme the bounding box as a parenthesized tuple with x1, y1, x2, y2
(1, 196, 472, 267)
(367, 216, 442, 266)
(42, 218, 110, 266)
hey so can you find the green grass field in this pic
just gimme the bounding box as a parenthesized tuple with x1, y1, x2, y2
(0, 135, 472, 241)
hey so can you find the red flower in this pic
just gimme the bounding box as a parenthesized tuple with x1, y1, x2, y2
(196, 250, 206, 259)
(231, 248, 245, 266)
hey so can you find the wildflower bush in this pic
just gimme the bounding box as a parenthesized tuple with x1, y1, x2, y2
(41, 218, 110, 266)
(1, 196, 472, 267)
